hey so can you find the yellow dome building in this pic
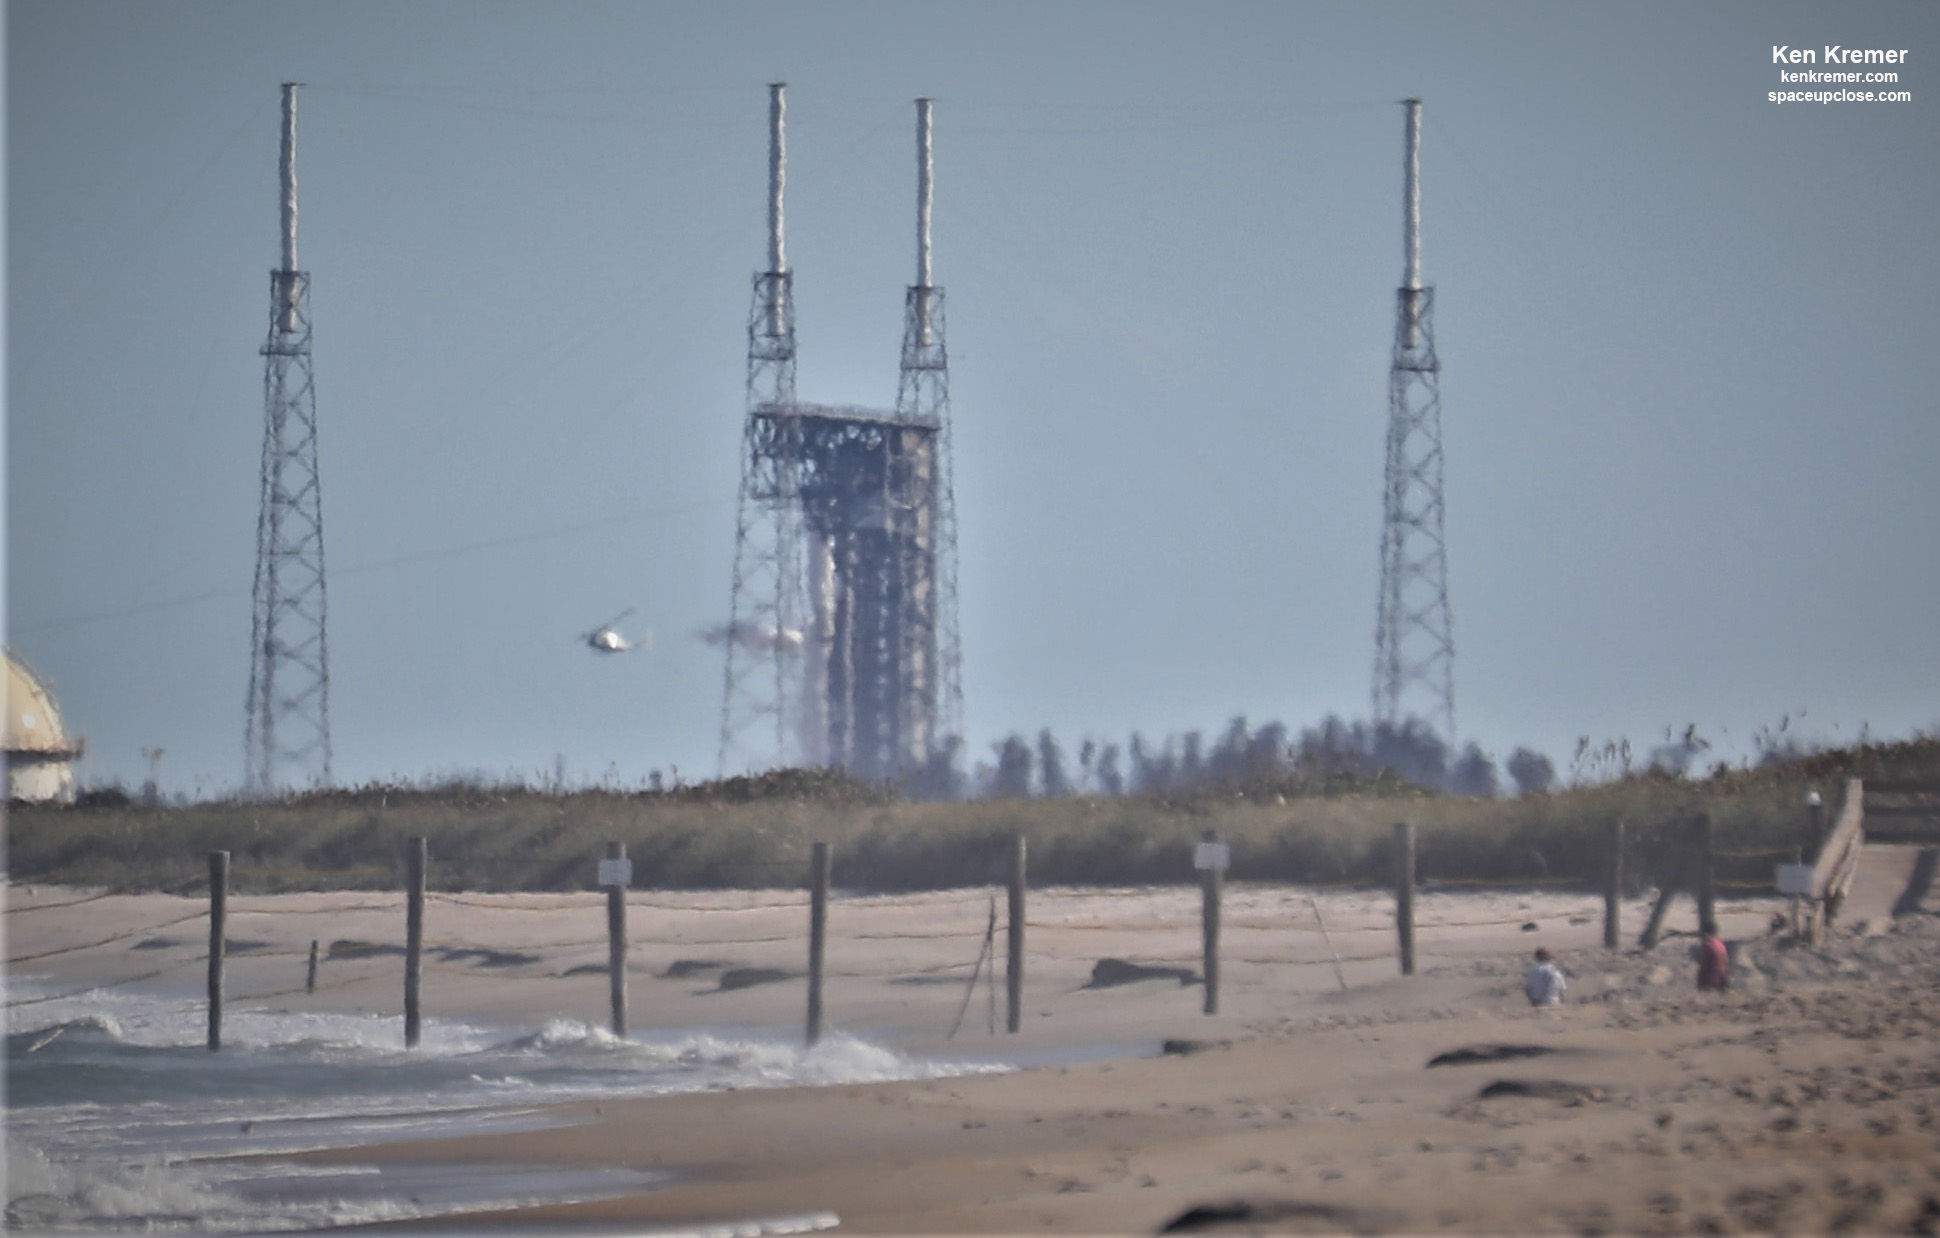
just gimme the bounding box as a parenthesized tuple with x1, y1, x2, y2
(5, 650, 84, 803)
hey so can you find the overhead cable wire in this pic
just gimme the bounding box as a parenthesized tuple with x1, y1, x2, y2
(13, 496, 726, 635)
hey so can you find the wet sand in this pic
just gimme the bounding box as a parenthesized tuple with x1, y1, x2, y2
(13, 880, 1940, 1233)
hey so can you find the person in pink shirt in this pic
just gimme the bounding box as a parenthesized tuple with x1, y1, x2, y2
(1696, 920, 1730, 991)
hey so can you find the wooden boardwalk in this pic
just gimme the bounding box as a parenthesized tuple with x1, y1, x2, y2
(1798, 778, 1939, 940)
(1841, 842, 1939, 929)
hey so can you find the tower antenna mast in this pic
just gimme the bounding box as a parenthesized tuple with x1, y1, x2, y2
(1372, 98, 1456, 749)
(245, 82, 333, 794)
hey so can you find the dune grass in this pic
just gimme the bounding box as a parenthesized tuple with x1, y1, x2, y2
(7, 738, 1936, 897)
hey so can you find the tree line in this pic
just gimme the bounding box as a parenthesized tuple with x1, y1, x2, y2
(904, 715, 1558, 802)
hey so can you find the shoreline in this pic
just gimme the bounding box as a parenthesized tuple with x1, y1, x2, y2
(303, 968, 1940, 1235)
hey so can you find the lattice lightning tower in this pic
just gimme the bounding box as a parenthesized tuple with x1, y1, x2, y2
(720, 90, 961, 784)
(720, 83, 809, 771)
(896, 97, 964, 762)
(245, 82, 333, 794)
(1372, 98, 1456, 747)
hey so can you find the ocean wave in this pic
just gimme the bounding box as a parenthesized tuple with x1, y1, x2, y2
(2, 1141, 609, 1234)
(480, 1020, 1001, 1089)
(5, 1143, 297, 1234)
(7, 985, 495, 1058)
(495, 1016, 627, 1054)
(6, 987, 998, 1233)
(6, 1015, 125, 1055)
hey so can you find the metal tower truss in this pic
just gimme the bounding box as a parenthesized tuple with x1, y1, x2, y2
(719, 270, 809, 772)
(1372, 99, 1455, 747)
(245, 267, 333, 793)
(746, 269, 799, 409)
(1373, 283, 1454, 743)
(897, 281, 962, 756)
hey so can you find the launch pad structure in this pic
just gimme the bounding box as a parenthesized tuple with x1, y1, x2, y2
(720, 87, 962, 785)
(228, 82, 1447, 794)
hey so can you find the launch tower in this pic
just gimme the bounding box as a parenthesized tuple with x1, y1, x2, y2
(719, 89, 962, 783)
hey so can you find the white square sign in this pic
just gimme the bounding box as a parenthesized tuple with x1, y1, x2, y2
(598, 858, 634, 887)
(1193, 842, 1231, 872)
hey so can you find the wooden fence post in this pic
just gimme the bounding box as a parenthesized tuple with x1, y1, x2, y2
(1791, 794, 1814, 939)
(1309, 895, 1350, 991)
(208, 850, 228, 1052)
(1639, 882, 1679, 949)
(306, 939, 319, 994)
(1395, 822, 1416, 976)
(1693, 814, 1715, 930)
(405, 836, 425, 1049)
(807, 842, 830, 1047)
(1006, 834, 1026, 1034)
(607, 841, 629, 1038)
(1200, 831, 1223, 1015)
(1604, 820, 1624, 950)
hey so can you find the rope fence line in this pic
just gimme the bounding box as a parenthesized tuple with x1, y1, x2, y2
(3, 892, 1766, 952)
(4, 890, 116, 915)
(828, 889, 1000, 910)
(4, 909, 209, 965)
(224, 893, 1626, 931)
(427, 892, 599, 912)
(2, 890, 1769, 968)
(11, 820, 1800, 1046)
(424, 893, 725, 914)
(422, 892, 1010, 914)
(228, 899, 404, 916)
(1413, 874, 1582, 889)
(848, 927, 997, 943)
(0, 930, 1687, 1014)
(3, 966, 179, 1008)
(227, 973, 370, 1004)
(5, 954, 385, 1011)
(944, 901, 999, 1040)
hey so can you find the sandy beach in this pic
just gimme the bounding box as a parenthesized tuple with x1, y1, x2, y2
(9, 875, 1940, 1234)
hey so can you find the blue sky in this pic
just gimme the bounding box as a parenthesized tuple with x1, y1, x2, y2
(7, 1, 1938, 796)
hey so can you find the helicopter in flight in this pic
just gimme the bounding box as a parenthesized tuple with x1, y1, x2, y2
(579, 609, 650, 654)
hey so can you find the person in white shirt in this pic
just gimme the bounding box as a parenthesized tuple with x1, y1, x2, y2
(1523, 947, 1566, 1006)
